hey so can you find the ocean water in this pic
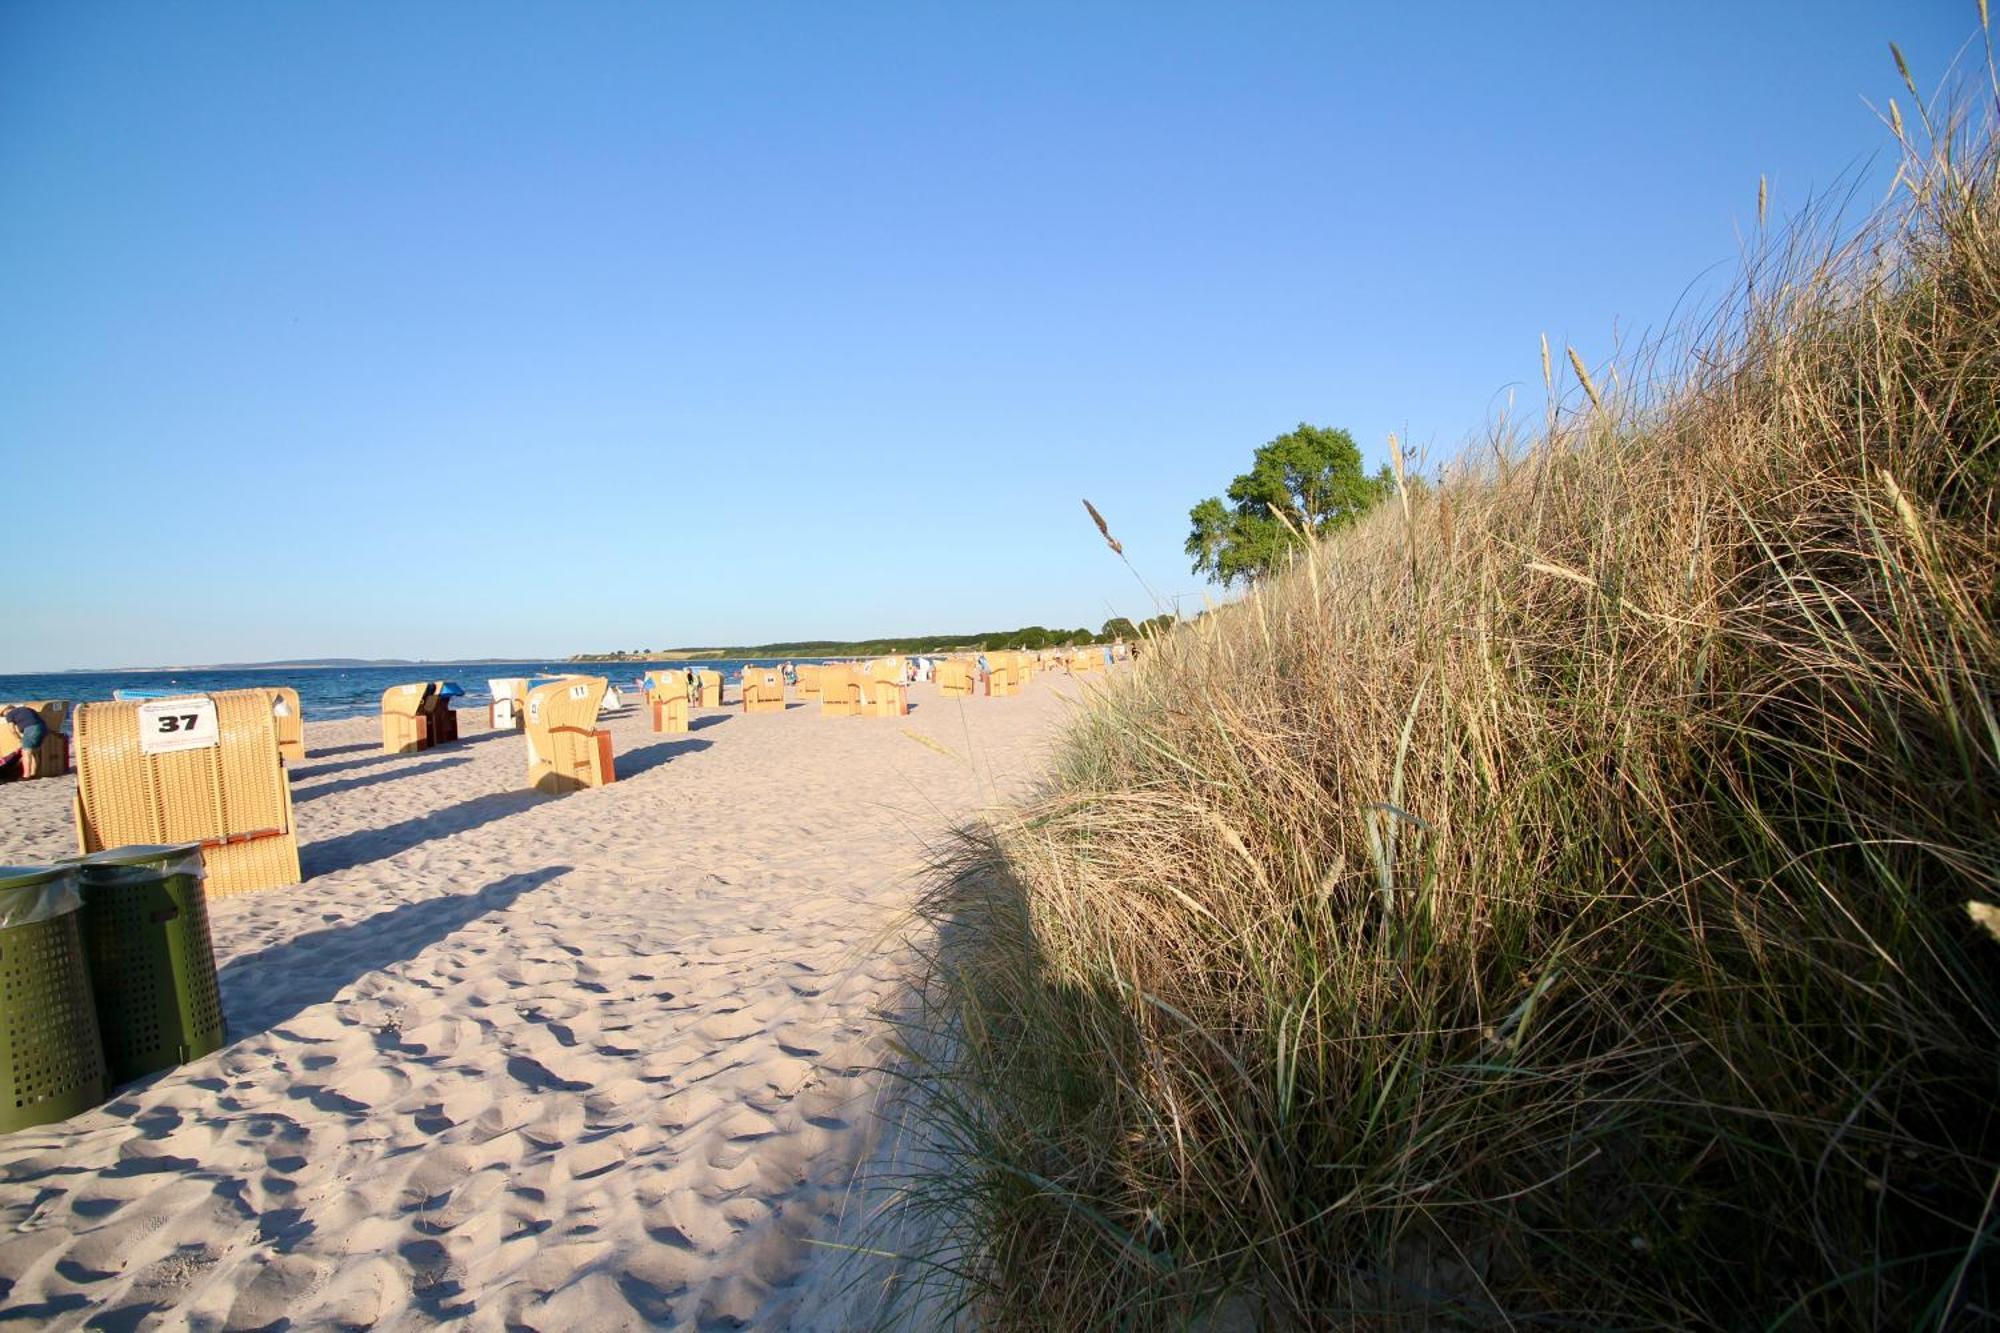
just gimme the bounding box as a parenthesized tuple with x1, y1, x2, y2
(0, 659, 830, 724)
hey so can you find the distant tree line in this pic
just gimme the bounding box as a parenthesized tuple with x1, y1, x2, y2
(569, 616, 1178, 662)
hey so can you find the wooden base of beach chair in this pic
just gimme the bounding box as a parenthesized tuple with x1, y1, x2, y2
(530, 730, 615, 794)
(383, 714, 429, 754)
(202, 832, 304, 899)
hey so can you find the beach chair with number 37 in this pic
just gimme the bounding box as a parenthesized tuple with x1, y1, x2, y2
(73, 689, 302, 897)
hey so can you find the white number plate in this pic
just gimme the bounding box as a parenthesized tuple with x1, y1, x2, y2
(138, 697, 220, 754)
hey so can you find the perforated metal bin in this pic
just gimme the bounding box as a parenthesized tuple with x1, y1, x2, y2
(0, 864, 108, 1132)
(73, 843, 225, 1084)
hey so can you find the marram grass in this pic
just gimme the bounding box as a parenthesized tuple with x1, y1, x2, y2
(890, 76, 2000, 1331)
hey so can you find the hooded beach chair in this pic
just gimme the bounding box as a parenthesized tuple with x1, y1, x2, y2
(73, 690, 301, 897)
(269, 688, 306, 762)
(695, 670, 724, 708)
(489, 678, 529, 730)
(644, 673, 689, 732)
(794, 664, 822, 700)
(524, 675, 613, 793)
(420, 682, 462, 746)
(869, 678, 909, 717)
(985, 660, 1018, 697)
(741, 668, 786, 714)
(818, 666, 864, 717)
(935, 660, 975, 698)
(381, 682, 435, 754)
(1, 700, 72, 777)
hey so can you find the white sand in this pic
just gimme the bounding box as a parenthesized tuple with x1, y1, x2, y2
(0, 676, 1081, 1329)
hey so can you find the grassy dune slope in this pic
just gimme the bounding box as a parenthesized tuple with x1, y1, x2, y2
(898, 89, 2000, 1328)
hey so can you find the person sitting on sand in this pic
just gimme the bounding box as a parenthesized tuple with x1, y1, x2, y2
(0, 705, 46, 783)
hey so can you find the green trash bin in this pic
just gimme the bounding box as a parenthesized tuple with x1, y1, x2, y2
(0, 864, 108, 1133)
(73, 843, 226, 1085)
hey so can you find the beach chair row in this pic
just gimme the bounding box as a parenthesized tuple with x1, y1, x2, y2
(46, 652, 1076, 903)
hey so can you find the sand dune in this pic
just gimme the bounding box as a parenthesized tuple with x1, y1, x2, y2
(0, 677, 1079, 1329)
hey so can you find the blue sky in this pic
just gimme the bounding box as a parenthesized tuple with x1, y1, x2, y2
(0, 2, 1975, 670)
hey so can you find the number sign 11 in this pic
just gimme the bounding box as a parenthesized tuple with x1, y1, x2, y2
(137, 697, 221, 754)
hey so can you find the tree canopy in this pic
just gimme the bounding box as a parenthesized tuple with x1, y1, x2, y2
(1185, 423, 1394, 586)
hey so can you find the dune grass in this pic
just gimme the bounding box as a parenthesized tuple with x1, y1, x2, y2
(892, 63, 2000, 1331)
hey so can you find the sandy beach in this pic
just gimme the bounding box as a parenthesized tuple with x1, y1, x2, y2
(0, 677, 1079, 1329)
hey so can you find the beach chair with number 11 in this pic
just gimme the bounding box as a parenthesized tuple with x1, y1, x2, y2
(525, 676, 614, 793)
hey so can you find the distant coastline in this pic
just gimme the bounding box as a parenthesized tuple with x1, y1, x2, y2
(11, 658, 553, 676)
(13, 619, 1161, 677)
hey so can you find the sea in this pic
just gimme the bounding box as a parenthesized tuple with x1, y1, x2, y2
(0, 659, 832, 723)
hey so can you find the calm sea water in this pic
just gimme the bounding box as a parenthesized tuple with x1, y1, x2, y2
(0, 659, 828, 724)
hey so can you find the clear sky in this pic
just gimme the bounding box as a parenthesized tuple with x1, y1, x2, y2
(0, 2, 1976, 670)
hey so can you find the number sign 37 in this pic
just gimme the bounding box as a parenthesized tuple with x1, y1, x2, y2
(137, 697, 221, 754)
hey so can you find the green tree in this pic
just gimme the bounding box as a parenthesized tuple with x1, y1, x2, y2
(1185, 423, 1394, 586)
(1101, 617, 1138, 640)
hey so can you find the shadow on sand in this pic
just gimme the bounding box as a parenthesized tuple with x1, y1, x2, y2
(288, 750, 409, 781)
(300, 788, 545, 877)
(308, 740, 377, 758)
(218, 865, 571, 1037)
(618, 737, 713, 779)
(292, 754, 471, 804)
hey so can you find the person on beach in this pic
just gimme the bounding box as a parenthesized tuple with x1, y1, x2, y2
(685, 669, 697, 706)
(0, 705, 46, 782)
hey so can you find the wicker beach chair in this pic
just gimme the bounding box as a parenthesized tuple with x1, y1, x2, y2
(1, 700, 72, 777)
(644, 674, 689, 732)
(489, 678, 529, 730)
(650, 694, 689, 733)
(869, 680, 910, 717)
(524, 676, 613, 793)
(935, 661, 975, 698)
(741, 668, 786, 714)
(794, 664, 822, 701)
(269, 688, 306, 763)
(694, 670, 724, 709)
(818, 666, 864, 717)
(986, 661, 1018, 697)
(380, 683, 434, 754)
(73, 690, 301, 897)
(419, 683, 460, 746)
